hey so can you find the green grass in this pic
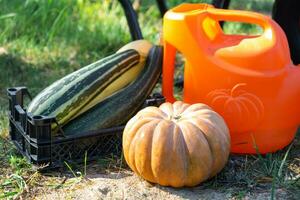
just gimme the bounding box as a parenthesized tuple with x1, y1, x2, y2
(0, 0, 299, 199)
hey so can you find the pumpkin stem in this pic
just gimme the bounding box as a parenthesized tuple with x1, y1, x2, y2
(231, 83, 247, 97)
(173, 115, 181, 120)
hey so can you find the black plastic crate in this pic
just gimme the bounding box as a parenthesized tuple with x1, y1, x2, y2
(7, 87, 165, 169)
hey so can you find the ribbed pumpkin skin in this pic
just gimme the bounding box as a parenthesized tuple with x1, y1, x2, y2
(123, 101, 230, 187)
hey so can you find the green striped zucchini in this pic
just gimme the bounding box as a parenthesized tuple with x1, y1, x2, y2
(62, 45, 163, 135)
(27, 47, 145, 132)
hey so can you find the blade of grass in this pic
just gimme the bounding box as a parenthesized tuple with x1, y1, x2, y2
(84, 151, 87, 177)
(64, 161, 77, 178)
(0, 191, 18, 199)
(271, 170, 276, 200)
(278, 141, 294, 178)
(46, 6, 68, 45)
(0, 13, 16, 20)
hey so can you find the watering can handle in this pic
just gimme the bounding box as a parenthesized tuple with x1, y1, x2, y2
(206, 7, 275, 35)
(162, 7, 277, 103)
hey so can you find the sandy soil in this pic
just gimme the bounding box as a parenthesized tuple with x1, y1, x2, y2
(33, 170, 288, 200)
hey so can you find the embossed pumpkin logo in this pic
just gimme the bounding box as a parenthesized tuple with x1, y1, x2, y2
(206, 83, 264, 133)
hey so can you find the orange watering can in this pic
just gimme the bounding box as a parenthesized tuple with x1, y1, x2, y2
(162, 3, 300, 154)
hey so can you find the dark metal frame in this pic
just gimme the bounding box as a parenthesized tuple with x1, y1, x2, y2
(212, 0, 230, 9)
(118, 0, 168, 41)
(118, 0, 143, 40)
(156, 0, 168, 17)
(118, 0, 230, 41)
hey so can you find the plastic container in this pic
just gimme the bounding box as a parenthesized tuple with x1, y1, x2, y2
(162, 3, 299, 154)
(7, 87, 165, 169)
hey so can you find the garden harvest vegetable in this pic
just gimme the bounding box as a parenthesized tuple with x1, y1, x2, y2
(63, 45, 162, 134)
(27, 40, 153, 134)
(123, 101, 231, 187)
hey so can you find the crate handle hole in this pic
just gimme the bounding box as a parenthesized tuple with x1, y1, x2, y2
(33, 115, 43, 120)
(8, 88, 17, 92)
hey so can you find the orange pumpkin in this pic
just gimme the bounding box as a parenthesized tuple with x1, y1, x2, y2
(206, 83, 264, 133)
(122, 101, 230, 187)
